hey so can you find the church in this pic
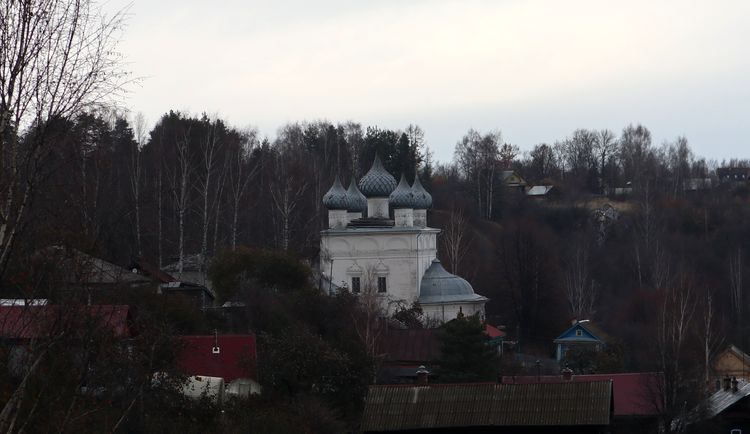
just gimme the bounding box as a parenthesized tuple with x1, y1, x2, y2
(319, 155, 487, 324)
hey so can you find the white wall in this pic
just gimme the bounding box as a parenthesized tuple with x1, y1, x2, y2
(320, 227, 438, 310)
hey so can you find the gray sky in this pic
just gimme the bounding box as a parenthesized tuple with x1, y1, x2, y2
(110, 0, 750, 163)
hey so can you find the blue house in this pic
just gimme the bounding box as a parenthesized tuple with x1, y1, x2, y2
(554, 320, 608, 362)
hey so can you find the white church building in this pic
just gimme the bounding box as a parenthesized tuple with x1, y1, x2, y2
(319, 155, 487, 324)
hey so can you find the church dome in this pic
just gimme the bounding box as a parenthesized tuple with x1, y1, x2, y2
(322, 176, 349, 210)
(358, 154, 397, 198)
(419, 259, 486, 304)
(389, 174, 415, 209)
(411, 176, 432, 209)
(346, 179, 367, 212)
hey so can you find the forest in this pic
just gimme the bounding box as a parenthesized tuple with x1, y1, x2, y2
(1, 107, 749, 431)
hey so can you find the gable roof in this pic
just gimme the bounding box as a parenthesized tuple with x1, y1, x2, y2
(501, 373, 663, 417)
(526, 185, 555, 196)
(554, 320, 610, 344)
(378, 328, 440, 363)
(41, 246, 152, 286)
(177, 334, 257, 382)
(361, 381, 613, 431)
(0, 305, 131, 339)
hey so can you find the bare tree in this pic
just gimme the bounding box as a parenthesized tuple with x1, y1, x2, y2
(0, 0, 129, 275)
(198, 117, 222, 265)
(593, 129, 618, 192)
(564, 244, 597, 320)
(228, 128, 259, 250)
(701, 288, 723, 386)
(170, 128, 192, 275)
(730, 247, 743, 321)
(130, 113, 147, 256)
(269, 153, 308, 251)
(441, 206, 471, 275)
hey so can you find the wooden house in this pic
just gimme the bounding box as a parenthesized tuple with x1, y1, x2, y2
(554, 320, 608, 362)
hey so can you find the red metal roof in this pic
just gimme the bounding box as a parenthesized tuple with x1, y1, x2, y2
(177, 334, 257, 382)
(0, 305, 130, 339)
(501, 372, 663, 417)
(485, 323, 506, 338)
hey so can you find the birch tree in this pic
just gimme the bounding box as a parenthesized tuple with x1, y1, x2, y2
(130, 113, 146, 256)
(441, 206, 471, 275)
(0, 0, 129, 275)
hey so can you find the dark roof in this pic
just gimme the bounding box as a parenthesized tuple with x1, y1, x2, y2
(42, 246, 151, 286)
(0, 305, 131, 339)
(177, 334, 257, 381)
(410, 176, 432, 210)
(346, 179, 368, 212)
(501, 373, 663, 417)
(389, 174, 415, 209)
(130, 258, 176, 283)
(359, 154, 397, 198)
(361, 381, 613, 432)
(554, 320, 610, 344)
(378, 328, 440, 363)
(323, 175, 349, 210)
(418, 259, 487, 304)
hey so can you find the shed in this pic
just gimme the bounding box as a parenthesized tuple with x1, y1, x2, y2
(361, 381, 613, 433)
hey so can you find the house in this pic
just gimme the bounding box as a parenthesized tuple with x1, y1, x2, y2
(0, 304, 131, 341)
(320, 156, 487, 323)
(717, 167, 750, 184)
(159, 281, 215, 309)
(713, 345, 750, 384)
(502, 372, 663, 433)
(681, 377, 750, 433)
(376, 324, 506, 383)
(526, 185, 559, 200)
(376, 328, 441, 384)
(361, 381, 614, 433)
(162, 253, 213, 291)
(176, 334, 260, 398)
(554, 320, 608, 362)
(501, 170, 528, 191)
(683, 178, 713, 192)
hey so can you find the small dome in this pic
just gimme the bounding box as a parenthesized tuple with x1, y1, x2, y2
(322, 176, 349, 210)
(389, 174, 415, 209)
(359, 154, 397, 198)
(411, 176, 432, 209)
(419, 259, 486, 304)
(346, 179, 367, 212)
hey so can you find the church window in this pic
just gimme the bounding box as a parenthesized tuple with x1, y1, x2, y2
(377, 276, 387, 293)
(351, 277, 361, 293)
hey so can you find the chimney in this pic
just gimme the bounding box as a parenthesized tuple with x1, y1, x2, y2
(416, 366, 430, 385)
(724, 376, 732, 391)
(562, 367, 573, 381)
(732, 376, 739, 392)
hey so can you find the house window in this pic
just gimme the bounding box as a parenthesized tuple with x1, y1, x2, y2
(575, 329, 582, 337)
(377, 276, 387, 293)
(351, 277, 361, 294)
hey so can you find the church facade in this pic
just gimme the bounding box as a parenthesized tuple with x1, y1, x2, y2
(319, 155, 487, 324)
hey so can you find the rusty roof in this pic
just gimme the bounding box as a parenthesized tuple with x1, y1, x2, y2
(378, 328, 441, 363)
(361, 381, 613, 431)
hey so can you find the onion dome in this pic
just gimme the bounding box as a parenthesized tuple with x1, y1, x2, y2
(411, 176, 432, 209)
(346, 179, 367, 212)
(418, 259, 487, 304)
(358, 154, 397, 198)
(322, 175, 349, 210)
(389, 174, 415, 209)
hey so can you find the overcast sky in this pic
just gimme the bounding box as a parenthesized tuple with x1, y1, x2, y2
(109, 0, 750, 163)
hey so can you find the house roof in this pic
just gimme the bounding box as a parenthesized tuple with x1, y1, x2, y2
(501, 373, 663, 417)
(130, 258, 176, 284)
(526, 185, 555, 196)
(554, 320, 610, 344)
(704, 379, 750, 418)
(361, 381, 613, 432)
(0, 305, 131, 339)
(177, 334, 257, 382)
(485, 324, 506, 339)
(378, 328, 440, 363)
(418, 259, 488, 305)
(42, 246, 151, 286)
(723, 344, 750, 365)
